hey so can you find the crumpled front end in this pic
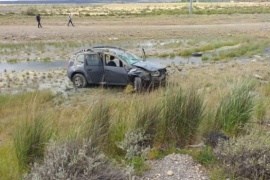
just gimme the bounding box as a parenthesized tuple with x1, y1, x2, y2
(128, 67, 167, 87)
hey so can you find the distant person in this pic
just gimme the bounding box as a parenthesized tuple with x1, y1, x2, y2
(67, 14, 74, 27)
(36, 14, 42, 28)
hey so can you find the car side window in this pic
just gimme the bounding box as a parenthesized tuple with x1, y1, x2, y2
(105, 55, 124, 67)
(75, 54, 84, 66)
(85, 54, 101, 66)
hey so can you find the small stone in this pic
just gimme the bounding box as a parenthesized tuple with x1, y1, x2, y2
(167, 170, 173, 176)
(254, 74, 263, 80)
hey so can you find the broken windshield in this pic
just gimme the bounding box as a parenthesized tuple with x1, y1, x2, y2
(119, 51, 142, 65)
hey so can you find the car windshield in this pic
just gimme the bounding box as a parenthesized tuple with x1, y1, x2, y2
(119, 51, 142, 65)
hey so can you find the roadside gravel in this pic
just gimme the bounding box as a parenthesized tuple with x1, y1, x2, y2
(138, 154, 209, 180)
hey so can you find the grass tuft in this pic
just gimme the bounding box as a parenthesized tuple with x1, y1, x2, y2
(214, 79, 256, 136)
(13, 116, 53, 171)
(158, 86, 205, 148)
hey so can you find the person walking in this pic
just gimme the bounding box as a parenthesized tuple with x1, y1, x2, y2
(67, 14, 74, 27)
(36, 14, 42, 28)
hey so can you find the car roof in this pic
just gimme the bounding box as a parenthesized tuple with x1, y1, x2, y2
(73, 46, 128, 56)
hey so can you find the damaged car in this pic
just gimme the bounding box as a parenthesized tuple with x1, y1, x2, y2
(66, 46, 167, 92)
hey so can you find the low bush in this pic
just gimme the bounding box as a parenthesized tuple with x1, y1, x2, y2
(214, 127, 270, 179)
(23, 7, 38, 16)
(24, 140, 127, 180)
(116, 128, 151, 160)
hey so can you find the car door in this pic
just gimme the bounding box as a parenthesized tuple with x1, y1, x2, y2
(84, 53, 104, 84)
(103, 54, 129, 85)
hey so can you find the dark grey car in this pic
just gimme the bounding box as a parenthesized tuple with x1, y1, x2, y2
(66, 46, 167, 91)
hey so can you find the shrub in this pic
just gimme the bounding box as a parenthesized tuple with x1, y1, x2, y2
(13, 117, 53, 170)
(116, 128, 151, 160)
(24, 140, 127, 180)
(214, 128, 270, 179)
(24, 7, 38, 16)
(214, 79, 256, 136)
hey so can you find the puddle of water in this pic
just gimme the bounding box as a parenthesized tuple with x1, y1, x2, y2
(0, 60, 67, 73)
(0, 56, 201, 73)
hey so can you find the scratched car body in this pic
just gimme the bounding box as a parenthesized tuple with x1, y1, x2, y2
(66, 46, 167, 91)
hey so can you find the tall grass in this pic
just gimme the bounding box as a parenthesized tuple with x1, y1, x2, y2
(0, 141, 20, 179)
(81, 100, 111, 151)
(13, 116, 53, 171)
(214, 79, 256, 136)
(134, 103, 161, 144)
(157, 87, 205, 148)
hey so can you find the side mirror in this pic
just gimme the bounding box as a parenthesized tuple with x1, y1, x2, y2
(142, 47, 146, 61)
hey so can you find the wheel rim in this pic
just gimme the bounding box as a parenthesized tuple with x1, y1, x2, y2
(74, 76, 83, 87)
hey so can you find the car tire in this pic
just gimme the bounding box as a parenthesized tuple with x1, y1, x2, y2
(160, 80, 167, 87)
(134, 77, 142, 92)
(72, 74, 87, 88)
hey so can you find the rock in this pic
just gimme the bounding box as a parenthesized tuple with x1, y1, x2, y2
(167, 170, 174, 176)
(254, 74, 263, 80)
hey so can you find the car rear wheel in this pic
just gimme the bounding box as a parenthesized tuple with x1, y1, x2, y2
(72, 74, 87, 88)
(134, 77, 142, 92)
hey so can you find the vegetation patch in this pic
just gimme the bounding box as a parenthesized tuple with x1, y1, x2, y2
(214, 127, 270, 179)
(24, 140, 127, 179)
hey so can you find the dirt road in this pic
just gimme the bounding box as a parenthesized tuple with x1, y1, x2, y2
(0, 14, 269, 43)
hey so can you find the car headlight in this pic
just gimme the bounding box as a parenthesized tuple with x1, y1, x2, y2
(151, 71, 160, 77)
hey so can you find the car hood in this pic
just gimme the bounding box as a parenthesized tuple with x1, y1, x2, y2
(133, 61, 166, 71)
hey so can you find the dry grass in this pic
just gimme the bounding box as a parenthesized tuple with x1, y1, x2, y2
(1, 2, 270, 15)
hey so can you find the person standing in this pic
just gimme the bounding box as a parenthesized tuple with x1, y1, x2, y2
(36, 14, 42, 28)
(67, 14, 74, 27)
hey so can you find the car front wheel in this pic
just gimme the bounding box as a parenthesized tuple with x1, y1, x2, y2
(134, 77, 142, 92)
(72, 74, 87, 88)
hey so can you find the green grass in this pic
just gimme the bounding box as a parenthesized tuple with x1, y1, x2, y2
(7, 58, 18, 64)
(128, 156, 150, 175)
(13, 116, 53, 170)
(83, 101, 111, 151)
(157, 86, 205, 148)
(195, 146, 216, 166)
(214, 79, 256, 136)
(0, 141, 21, 179)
